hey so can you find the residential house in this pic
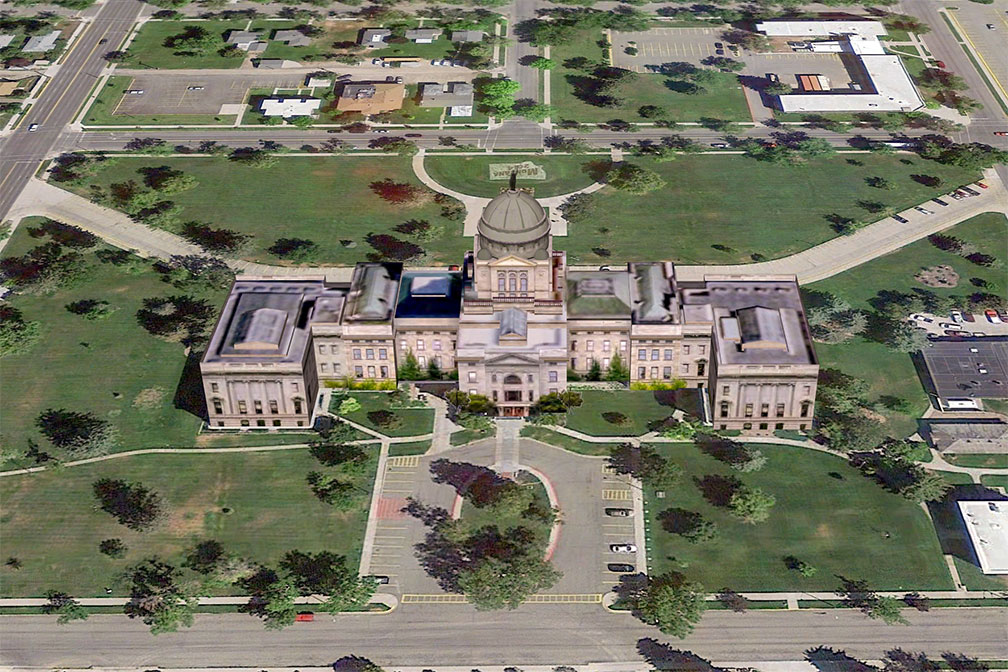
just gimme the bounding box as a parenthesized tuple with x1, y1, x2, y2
(335, 81, 405, 114)
(405, 28, 443, 44)
(259, 97, 322, 117)
(359, 28, 391, 47)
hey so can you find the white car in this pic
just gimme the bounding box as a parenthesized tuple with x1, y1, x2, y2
(27, 123, 38, 132)
(610, 543, 637, 554)
(372, 58, 382, 65)
(914, 206, 933, 215)
(910, 314, 934, 324)
(950, 311, 964, 323)
(939, 322, 963, 330)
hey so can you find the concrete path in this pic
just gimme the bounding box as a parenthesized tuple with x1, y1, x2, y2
(0, 593, 399, 608)
(674, 166, 1008, 284)
(426, 394, 461, 455)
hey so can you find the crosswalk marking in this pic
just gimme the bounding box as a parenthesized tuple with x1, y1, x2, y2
(603, 489, 631, 501)
(387, 455, 420, 468)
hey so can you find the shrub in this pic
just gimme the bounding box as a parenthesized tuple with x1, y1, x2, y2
(601, 411, 628, 425)
(367, 409, 402, 430)
(365, 233, 423, 261)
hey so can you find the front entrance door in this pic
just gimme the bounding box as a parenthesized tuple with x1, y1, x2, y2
(501, 406, 526, 417)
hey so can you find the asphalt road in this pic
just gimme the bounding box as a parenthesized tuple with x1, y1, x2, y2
(2, 607, 1005, 667)
(0, 0, 144, 220)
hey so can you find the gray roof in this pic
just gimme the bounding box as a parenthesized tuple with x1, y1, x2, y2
(924, 420, 1008, 454)
(451, 30, 484, 42)
(500, 307, 528, 338)
(405, 28, 443, 40)
(736, 305, 787, 350)
(226, 30, 260, 43)
(0, 35, 15, 50)
(274, 29, 311, 46)
(360, 28, 391, 43)
(342, 83, 378, 99)
(631, 263, 676, 323)
(22, 31, 60, 53)
(567, 270, 632, 319)
(419, 81, 474, 107)
(476, 189, 550, 260)
(922, 337, 1008, 401)
(345, 263, 402, 322)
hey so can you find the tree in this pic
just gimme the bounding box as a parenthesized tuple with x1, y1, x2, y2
(721, 30, 770, 52)
(156, 254, 233, 291)
(397, 349, 424, 380)
(806, 294, 867, 344)
(457, 555, 561, 610)
(0, 306, 42, 358)
(338, 396, 361, 415)
(635, 573, 706, 638)
(65, 299, 117, 320)
(638, 104, 666, 119)
(795, 137, 835, 158)
(369, 179, 430, 205)
(306, 471, 358, 509)
(268, 237, 318, 262)
(870, 595, 909, 625)
(702, 56, 744, 72)
(586, 359, 602, 381)
(516, 102, 554, 122)
(229, 147, 277, 168)
(123, 558, 197, 634)
(529, 56, 555, 69)
(605, 162, 666, 194)
(476, 78, 520, 116)
(764, 81, 793, 95)
(93, 479, 164, 531)
(0, 242, 90, 295)
(899, 469, 950, 503)
(280, 550, 376, 614)
(867, 176, 894, 189)
(256, 574, 299, 630)
(136, 295, 216, 346)
(42, 591, 89, 624)
(728, 486, 775, 524)
(559, 192, 596, 223)
(605, 353, 629, 381)
(888, 321, 929, 353)
(36, 409, 118, 456)
(99, 538, 127, 558)
(183, 540, 226, 575)
(609, 444, 681, 489)
(166, 26, 216, 55)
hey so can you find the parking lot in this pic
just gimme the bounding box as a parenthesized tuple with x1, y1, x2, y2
(741, 52, 859, 91)
(948, 7, 1008, 110)
(612, 26, 731, 71)
(112, 73, 307, 116)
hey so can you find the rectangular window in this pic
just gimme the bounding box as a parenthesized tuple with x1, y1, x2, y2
(760, 403, 769, 418)
(218, 421, 224, 427)
(352, 348, 362, 360)
(650, 366, 658, 379)
(638, 349, 646, 361)
(683, 345, 691, 355)
(292, 382, 298, 392)
(241, 419, 249, 427)
(548, 371, 558, 383)
(603, 340, 611, 352)
(528, 390, 534, 402)
(355, 366, 363, 378)
(505, 390, 522, 402)
(663, 367, 672, 379)
(743, 422, 752, 430)
(719, 402, 729, 418)
(418, 355, 426, 367)
(212, 399, 223, 414)
(638, 367, 646, 379)
(664, 349, 673, 360)
(699, 345, 706, 355)
(697, 361, 706, 376)
(776, 403, 785, 417)
(269, 400, 278, 414)
(571, 341, 578, 351)
(571, 358, 577, 369)
(759, 423, 768, 430)
(744, 403, 753, 418)
(603, 357, 610, 369)
(379, 348, 387, 360)
(367, 365, 376, 378)
(723, 386, 730, 395)
(492, 390, 498, 401)
(257, 419, 266, 427)
(651, 349, 659, 361)
(273, 419, 281, 427)
(527, 374, 534, 383)
(803, 385, 811, 395)
(380, 366, 388, 378)
(468, 371, 477, 382)
(681, 363, 690, 374)
(587, 340, 595, 351)
(801, 401, 811, 418)
(320, 362, 328, 373)
(210, 382, 219, 393)
(400, 340, 407, 350)
(775, 423, 784, 430)
(294, 399, 303, 414)
(416, 340, 425, 350)
(620, 340, 627, 351)
(366, 348, 375, 360)
(433, 339, 441, 350)
(238, 400, 247, 415)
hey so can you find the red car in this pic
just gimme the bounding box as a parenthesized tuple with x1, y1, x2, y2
(985, 309, 1002, 323)
(935, 60, 946, 68)
(976, 182, 989, 189)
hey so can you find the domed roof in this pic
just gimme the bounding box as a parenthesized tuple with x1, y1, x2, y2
(477, 189, 549, 247)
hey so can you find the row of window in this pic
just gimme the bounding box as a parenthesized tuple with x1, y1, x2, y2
(635, 363, 704, 379)
(572, 339, 626, 353)
(497, 271, 529, 293)
(209, 381, 300, 394)
(212, 398, 304, 415)
(351, 347, 388, 361)
(718, 422, 807, 431)
(719, 384, 814, 396)
(399, 339, 451, 351)
(465, 371, 560, 384)
(719, 401, 811, 418)
(354, 365, 390, 379)
(221, 419, 305, 428)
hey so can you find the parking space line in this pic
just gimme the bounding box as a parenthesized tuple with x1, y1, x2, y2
(603, 489, 631, 500)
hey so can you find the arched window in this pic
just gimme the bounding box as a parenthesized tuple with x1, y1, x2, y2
(497, 272, 505, 292)
(520, 272, 528, 292)
(509, 274, 517, 291)
(503, 374, 522, 385)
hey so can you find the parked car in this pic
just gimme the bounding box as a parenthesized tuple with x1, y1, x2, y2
(610, 543, 637, 554)
(711, 142, 729, 148)
(951, 311, 964, 323)
(939, 322, 963, 330)
(935, 60, 946, 68)
(605, 508, 633, 517)
(892, 214, 909, 224)
(914, 206, 933, 215)
(27, 123, 38, 132)
(367, 575, 390, 585)
(932, 198, 948, 206)
(99, 38, 108, 45)
(715, 48, 724, 55)
(714, 42, 724, 49)
(607, 563, 635, 573)
(944, 329, 966, 337)
(373, 128, 389, 133)
(187, 86, 204, 91)
(961, 186, 980, 196)
(295, 613, 314, 622)
(372, 58, 382, 65)
(126, 89, 144, 95)
(404, 133, 422, 137)
(910, 314, 934, 324)
(766, 73, 779, 82)
(976, 182, 989, 189)
(985, 309, 1002, 323)
(995, 131, 1008, 137)
(986, 23, 995, 29)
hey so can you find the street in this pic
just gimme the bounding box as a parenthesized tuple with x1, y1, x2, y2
(1, 607, 1006, 667)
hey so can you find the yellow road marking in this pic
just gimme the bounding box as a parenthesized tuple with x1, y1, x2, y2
(388, 456, 420, 467)
(401, 593, 603, 604)
(603, 489, 630, 500)
(42, 21, 118, 125)
(946, 10, 1008, 104)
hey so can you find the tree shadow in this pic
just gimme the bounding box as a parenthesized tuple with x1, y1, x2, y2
(657, 507, 703, 534)
(804, 645, 875, 672)
(693, 474, 742, 508)
(694, 433, 747, 465)
(637, 637, 724, 671)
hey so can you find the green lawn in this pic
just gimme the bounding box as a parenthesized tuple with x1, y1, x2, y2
(424, 155, 597, 198)
(565, 390, 675, 437)
(123, 20, 251, 69)
(644, 443, 952, 591)
(952, 557, 1008, 591)
(64, 156, 471, 266)
(331, 392, 434, 437)
(460, 474, 551, 542)
(519, 425, 623, 456)
(375, 85, 447, 125)
(559, 155, 980, 265)
(370, 36, 460, 62)
(942, 453, 1008, 469)
(550, 29, 751, 123)
(809, 212, 1008, 438)
(0, 222, 224, 463)
(981, 474, 1008, 490)
(0, 448, 378, 597)
(260, 21, 365, 62)
(83, 76, 238, 127)
(388, 438, 432, 456)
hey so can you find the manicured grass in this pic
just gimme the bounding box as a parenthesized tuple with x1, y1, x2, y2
(943, 453, 1008, 469)
(123, 20, 310, 69)
(388, 438, 432, 456)
(931, 470, 977, 486)
(64, 156, 471, 266)
(519, 425, 622, 456)
(981, 474, 1008, 489)
(0, 223, 224, 462)
(424, 155, 597, 198)
(375, 85, 446, 125)
(260, 21, 364, 62)
(450, 427, 493, 446)
(332, 392, 434, 437)
(459, 473, 552, 548)
(0, 447, 378, 597)
(810, 212, 1008, 438)
(561, 154, 980, 265)
(564, 390, 675, 437)
(83, 76, 237, 126)
(952, 557, 1008, 591)
(550, 29, 751, 123)
(644, 443, 952, 591)
(982, 398, 1008, 415)
(370, 37, 460, 62)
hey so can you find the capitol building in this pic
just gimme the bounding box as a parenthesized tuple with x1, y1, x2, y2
(201, 185, 819, 432)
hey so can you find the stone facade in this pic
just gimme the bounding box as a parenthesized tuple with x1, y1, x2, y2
(201, 186, 819, 432)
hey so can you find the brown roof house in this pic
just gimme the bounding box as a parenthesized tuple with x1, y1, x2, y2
(335, 81, 405, 114)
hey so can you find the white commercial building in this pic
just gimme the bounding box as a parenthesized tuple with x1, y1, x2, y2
(755, 20, 925, 113)
(958, 501, 1008, 574)
(259, 97, 322, 118)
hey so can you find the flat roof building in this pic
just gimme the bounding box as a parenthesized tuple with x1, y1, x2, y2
(924, 420, 1008, 455)
(0, 35, 15, 50)
(452, 30, 484, 43)
(359, 28, 391, 46)
(921, 337, 1008, 410)
(259, 97, 322, 117)
(225, 30, 261, 51)
(958, 501, 1008, 574)
(755, 20, 924, 113)
(21, 30, 60, 53)
(335, 81, 405, 114)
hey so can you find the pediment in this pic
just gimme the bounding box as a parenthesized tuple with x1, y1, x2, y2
(485, 353, 541, 366)
(487, 255, 538, 268)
